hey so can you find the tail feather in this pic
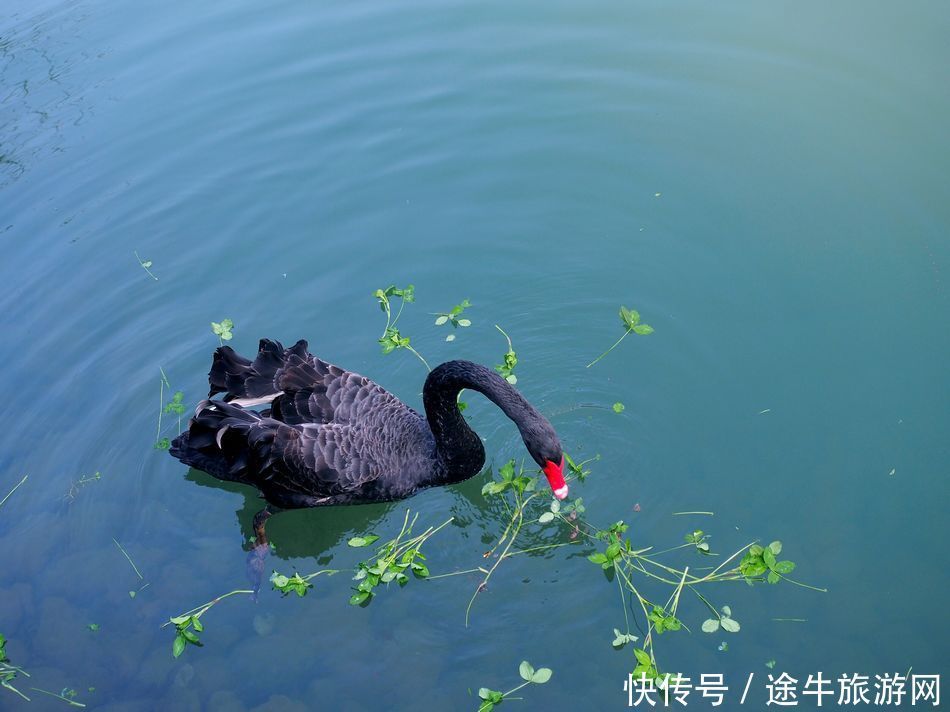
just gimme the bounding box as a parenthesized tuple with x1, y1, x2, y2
(208, 339, 310, 402)
(170, 400, 279, 483)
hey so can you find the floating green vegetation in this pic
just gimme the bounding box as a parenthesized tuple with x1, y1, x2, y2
(0, 633, 30, 701)
(0, 474, 28, 510)
(493, 325, 518, 384)
(154, 368, 186, 450)
(373, 284, 430, 370)
(133, 250, 158, 281)
(270, 569, 338, 598)
(348, 510, 452, 606)
(211, 318, 234, 344)
(434, 299, 472, 341)
(426, 457, 594, 626)
(476, 660, 552, 711)
(587, 305, 653, 368)
(1, 635, 85, 706)
(163, 510, 446, 656)
(166, 590, 252, 658)
(612, 402, 625, 413)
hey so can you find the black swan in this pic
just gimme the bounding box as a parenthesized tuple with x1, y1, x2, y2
(169, 339, 567, 518)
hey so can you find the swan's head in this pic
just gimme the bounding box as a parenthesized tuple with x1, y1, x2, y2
(524, 425, 567, 500)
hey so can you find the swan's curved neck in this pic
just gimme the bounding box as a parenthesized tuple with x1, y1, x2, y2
(422, 361, 533, 479)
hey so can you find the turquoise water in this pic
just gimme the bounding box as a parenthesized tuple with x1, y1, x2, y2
(2, 0, 948, 709)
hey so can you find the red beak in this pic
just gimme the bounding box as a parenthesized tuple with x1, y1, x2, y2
(543, 457, 568, 500)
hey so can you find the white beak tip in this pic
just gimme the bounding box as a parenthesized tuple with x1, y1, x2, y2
(553, 485, 569, 500)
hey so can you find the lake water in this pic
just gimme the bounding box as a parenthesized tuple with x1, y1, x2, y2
(1, 0, 948, 709)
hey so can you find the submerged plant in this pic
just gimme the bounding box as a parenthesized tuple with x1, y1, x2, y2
(701, 605, 740, 634)
(373, 285, 430, 370)
(348, 510, 452, 605)
(587, 306, 654, 368)
(434, 299, 472, 341)
(0, 474, 28, 510)
(476, 661, 553, 711)
(64, 472, 102, 501)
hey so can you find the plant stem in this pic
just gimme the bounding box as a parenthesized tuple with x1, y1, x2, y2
(405, 344, 430, 371)
(112, 538, 145, 580)
(29, 687, 86, 707)
(134, 251, 158, 281)
(161, 589, 255, 628)
(587, 327, 632, 368)
(0, 474, 28, 510)
(156, 373, 165, 443)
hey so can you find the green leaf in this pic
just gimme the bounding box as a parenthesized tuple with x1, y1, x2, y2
(749, 545, 764, 556)
(633, 324, 654, 335)
(457, 319, 471, 327)
(481, 481, 508, 496)
(435, 316, 449, 325)
(169, 615, 189, 626)
(519, 661, 534, 681)
(767, 571, 780, 584)
(619, 306, 640, 328)
(774, 560, 796, 574)
(587, 553, 608, 565)
(191, 617, 203, 632)
(721, 605, 731, 617)
(634, 648, 652, 667)
(87, 623, 99, 632)
(763, 548, 777, 569)
(531, 668, 552, 684)
(410, 562, 429, 578)
(349, 591, 371, 605)
(612, 402, 625, 413)
(701, 619, 720, 633)
(538, 512, 555, 524)
(181, 629, 200, 644)
(348, 535, 380, 548)
(721, 617, 741, 633)
(768, 540, 783, 556)
(606, 542, 621, 560)
(172, 634, 186, 658)
(478, 688, 491, 700)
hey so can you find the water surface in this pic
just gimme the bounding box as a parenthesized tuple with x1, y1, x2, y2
(1, 0, 948, 709)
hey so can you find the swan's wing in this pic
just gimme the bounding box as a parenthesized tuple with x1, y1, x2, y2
(260, 412, 431, 506)
(208, 339, 396, 427)
(267, 355, 393, 427)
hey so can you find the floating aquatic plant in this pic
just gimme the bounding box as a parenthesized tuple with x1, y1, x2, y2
(493, 325, 518, 384)
(373, 285, 430, 370)
(587, 306, 653, 368)
(476, 660, 553, 712)
(347, 510, 452, 606)
(211, 318, 234, 344)
(434, 299, 472, 341)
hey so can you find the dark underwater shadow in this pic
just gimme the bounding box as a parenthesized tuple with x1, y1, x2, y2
(184, 468, 397, 562)
(183, 464, 577, 565)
